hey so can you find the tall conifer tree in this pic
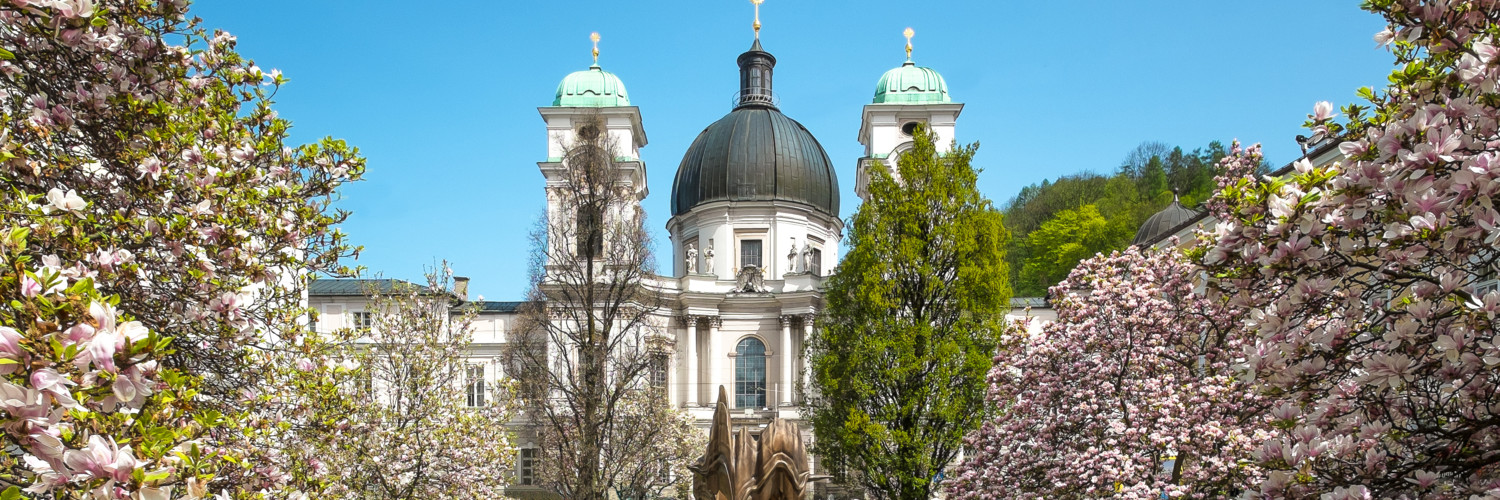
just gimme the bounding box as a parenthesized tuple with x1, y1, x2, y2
(806, 125, 1010, 500)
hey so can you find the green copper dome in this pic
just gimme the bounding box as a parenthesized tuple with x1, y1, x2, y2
(873, 61, 950, 104)
(552, 64, 630, 107)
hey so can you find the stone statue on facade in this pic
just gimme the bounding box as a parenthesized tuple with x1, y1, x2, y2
(786, 237, 799, 274)
(704, 239, 716, 275)
(800, 243, 814, 276)
(735, 266, 766, 293)
(687, 243, 699, 274)
(690, 387, 810, 500)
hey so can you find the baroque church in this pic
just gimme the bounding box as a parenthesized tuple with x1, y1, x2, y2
(308, 13, 964, 494)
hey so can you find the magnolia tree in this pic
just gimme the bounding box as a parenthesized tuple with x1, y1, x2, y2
(948, 247, 1271, 499)
(1197, 2, 1500, 497)
(0, 0, 362, 497)
(299, 270, 516, 499)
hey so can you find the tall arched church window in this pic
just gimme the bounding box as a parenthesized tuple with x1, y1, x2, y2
(735, 338, 767, 408)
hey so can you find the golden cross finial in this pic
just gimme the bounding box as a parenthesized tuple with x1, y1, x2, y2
(752, 0, 764, 39)
(904, 27, 915, 60)
(590, 32, 601, 64)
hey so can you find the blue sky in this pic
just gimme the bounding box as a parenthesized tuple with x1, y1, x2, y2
(190, 1, 1393, 301)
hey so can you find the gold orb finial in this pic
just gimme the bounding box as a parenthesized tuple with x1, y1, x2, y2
(904, 27, 915, 60)
(590, 32, 601, 64)
(752, 0, 764, 39)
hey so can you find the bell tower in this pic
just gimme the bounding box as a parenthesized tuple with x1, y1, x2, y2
(856, 28, 963, 201)
(538, 33, 648, 258)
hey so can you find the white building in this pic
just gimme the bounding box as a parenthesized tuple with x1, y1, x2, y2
(309, 26, 972, 494)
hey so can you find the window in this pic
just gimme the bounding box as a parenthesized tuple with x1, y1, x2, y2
(810, 247, 823, 276)
(747, 68, 761, 92)
(577, 205, 604, 257)
(901, 121, 922, 136)
(740, 239, 763, 269)
(649, 354, 668, 391)
(518, 448, 539, 485)
(1477, 262, 1500, 296)
(506, 340, 547, 400)
(465, 364, 486, 408)
(352, 311, 373, 332)
(735, 338, 767, 409)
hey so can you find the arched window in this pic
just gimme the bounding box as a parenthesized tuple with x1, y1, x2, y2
(734, 338, 767, 408)
(576, 204, 603, 257)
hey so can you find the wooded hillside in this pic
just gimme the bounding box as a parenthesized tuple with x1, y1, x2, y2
(1003, 141, 1267, 296)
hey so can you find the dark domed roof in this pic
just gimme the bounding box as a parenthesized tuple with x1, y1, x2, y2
(670, 39, 839, 218)
(1132, 196, 1199, 246)
(671, 107, 839, 217)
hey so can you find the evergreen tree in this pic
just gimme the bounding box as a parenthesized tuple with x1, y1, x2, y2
(806, 125, 1010, 500)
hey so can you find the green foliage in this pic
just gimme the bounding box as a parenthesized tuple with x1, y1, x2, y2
(1018, 205, 1129, 293)
(1003, 140, 1243, 296)
(806, 125, 1009, 500)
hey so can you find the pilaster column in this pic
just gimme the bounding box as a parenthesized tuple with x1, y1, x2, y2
(778, 315, 794, 406)
(800, 314, 815, 403)
(680, 316, 698, 407)
(704, 316, 721, 404)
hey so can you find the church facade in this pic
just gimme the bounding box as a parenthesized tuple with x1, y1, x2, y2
(309, 24, 964, 493)
(547, 29, 960, 427)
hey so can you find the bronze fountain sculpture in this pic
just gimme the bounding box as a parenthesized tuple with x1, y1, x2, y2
(689, 386, 811, 500)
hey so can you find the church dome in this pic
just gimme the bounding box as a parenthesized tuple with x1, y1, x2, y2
(670, 40, 840, 218)
(873, 61, 950, 104)
(1132, 196, 1199, 246)
(672, 107, 839, 217)
(552, 64, 630, 107)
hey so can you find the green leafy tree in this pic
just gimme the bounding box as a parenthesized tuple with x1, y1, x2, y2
(806, 125, 1010, 500)
(1017, 204, 1128, 294)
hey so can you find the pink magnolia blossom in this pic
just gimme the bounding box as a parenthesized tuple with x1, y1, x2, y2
(20, 274, 42, 297)
(1199, 4, 1500, 496)
(62, 435, 136, 483)
(949, 247, 1270, 499)
(0, 0, 363, 493)
(0, 326, 23, 374)
(1313, 101, 1336, 121)
(44, 187, 86, 213)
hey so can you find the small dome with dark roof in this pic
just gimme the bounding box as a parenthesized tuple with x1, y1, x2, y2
(1132, 196, 1199, 246)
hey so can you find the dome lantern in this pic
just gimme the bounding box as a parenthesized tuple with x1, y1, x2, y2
(670, 35, 839, 218)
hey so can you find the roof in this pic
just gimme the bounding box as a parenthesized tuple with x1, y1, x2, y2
(311, 279, 529, 314)
(1134, 138, 1345, 248)
(1011, 297, 1050, 308)
(873, 61, 950, 104)
(1132, 196, 1200, 246)
(671, 107, 840, 217)
(552, 64, 630, 107)
(308, 279, 419, 296)
(471, 301, 527, 314)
